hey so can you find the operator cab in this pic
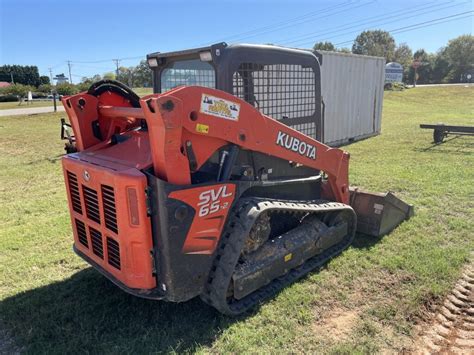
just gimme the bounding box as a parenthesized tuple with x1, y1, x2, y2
(147, 43, 323, 142)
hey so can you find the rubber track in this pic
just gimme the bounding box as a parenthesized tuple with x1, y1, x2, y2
(200, 198, 357, 316)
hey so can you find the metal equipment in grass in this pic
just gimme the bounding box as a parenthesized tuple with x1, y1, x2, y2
(420, 123, 474, 144)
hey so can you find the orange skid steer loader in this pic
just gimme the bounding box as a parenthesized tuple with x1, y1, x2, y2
(60, 43, 413, 315)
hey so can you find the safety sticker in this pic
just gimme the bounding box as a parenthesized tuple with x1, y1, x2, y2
(374, 203, 384, 215)
(200, 94, 240, 121)
(196, 123, 209, 134)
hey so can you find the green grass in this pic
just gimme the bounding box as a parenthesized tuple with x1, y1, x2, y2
(0, 86, 473, 353)
(0, 100, 63, 110)
(0, 88, 152, 110)
(132, 87, 153, 97)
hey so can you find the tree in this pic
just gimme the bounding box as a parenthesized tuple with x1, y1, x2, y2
(103, 72, 116, 80)
(132, 60, 152, 87)
(431, 47, 451, 83)
(0, 65, 41, 86)
(393, 43, 412, 82)
(313, 41, 335, 51)
(37, 84, 52, 94)
(352, 30, 396, 62)
(56, 83, 77, 96)
(39, 76, 50, 85)
(1, 83, 35, 104)
(408, 49, 436, 85)
(337, 47, 351, 53)
(444, 34, 474, 82)
(116, 66, 134, 87)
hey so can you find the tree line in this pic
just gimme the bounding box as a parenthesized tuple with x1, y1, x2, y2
(1, 31, 472, 103)
(314, 32, 473, 84)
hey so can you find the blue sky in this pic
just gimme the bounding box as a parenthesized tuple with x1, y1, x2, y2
(0, 0, 472, 82)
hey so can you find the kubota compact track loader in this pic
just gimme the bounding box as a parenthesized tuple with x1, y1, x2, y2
(60, 43, 413, 315)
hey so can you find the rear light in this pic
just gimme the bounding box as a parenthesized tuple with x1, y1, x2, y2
(147, 58, 158, 68)
(199, 51, 212, 62)
(127, 187, 140, 225)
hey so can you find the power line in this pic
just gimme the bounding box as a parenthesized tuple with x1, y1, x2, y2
(198, 0, 356, 45)
(211, 0, 377, 44)
(332, 11, 473, 47)
(72, 64, 115, 70)
(70, 55, 143, 64)
(279, 0, 464, 46)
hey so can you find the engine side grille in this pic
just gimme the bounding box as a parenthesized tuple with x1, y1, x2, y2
(83, 186, 100, 224)
(67, 171, 82, 214)
(106, 237, 121, 270)
(89, 227, 104, 258)
(101, 185, 118, 234)
(75, 219, 88, 247)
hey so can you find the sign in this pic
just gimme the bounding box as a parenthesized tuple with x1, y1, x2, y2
(385, 62, 403, 83)
(200, 94, 240, 121)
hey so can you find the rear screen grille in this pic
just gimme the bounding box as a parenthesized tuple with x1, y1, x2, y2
(89, 227, 104, 258)
(101, 185, 118, 234)
(67, 171, 82, 214)
(83, 186, 100, 224)
(107, 237, 121, 270)
(75, 219, 88, 247)
(233, 62, 317, 139)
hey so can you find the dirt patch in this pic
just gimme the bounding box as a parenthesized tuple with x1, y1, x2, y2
(313, 308, 360, 340)
(416, 263, 474, 353)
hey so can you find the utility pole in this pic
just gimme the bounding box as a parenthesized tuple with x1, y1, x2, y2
(48, 68, 53, 84)
(67, 60, 73, 84)
(113, 59, 120, 79)
(10, 72, 14, 84)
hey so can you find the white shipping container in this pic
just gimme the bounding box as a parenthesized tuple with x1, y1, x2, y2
(316, 50, 385, 146)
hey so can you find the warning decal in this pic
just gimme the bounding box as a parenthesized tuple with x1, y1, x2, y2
(200, 94, 240, 121)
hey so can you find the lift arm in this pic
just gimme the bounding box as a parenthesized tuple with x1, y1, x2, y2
(139, 86, 350, 204)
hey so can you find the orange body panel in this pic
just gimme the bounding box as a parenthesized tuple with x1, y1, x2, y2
(62, 150, 155, 290)
(61, 85, 350, 293)
(169, 183, 236, 254)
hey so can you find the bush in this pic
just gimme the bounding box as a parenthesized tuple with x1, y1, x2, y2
(0, 83, 35, 101)
(56, 83, 78, 96)
(37, 84, 52, 94)
(76, 81, 92, 92)
(384, 82, 407, 91)
(0, 94, 19, 102)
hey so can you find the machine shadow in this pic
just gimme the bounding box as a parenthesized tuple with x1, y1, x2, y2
(0, 268, 238, 353)
(351, 232, 383, 250)
(0, 233, 390, 352)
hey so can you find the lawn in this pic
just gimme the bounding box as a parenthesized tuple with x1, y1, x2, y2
(0, 86, 473, 353)
(0, 88, 152, 111)
(0, 100, 63, 110)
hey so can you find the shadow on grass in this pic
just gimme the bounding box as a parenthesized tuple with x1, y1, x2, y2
(0, 268, 238, 353)
(0, 233, 386, 353)
(414, 135, 474, 155)
(351, 232, 383, 250)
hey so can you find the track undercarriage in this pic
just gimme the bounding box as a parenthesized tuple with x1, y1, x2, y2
(201, 198, 356, 315)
